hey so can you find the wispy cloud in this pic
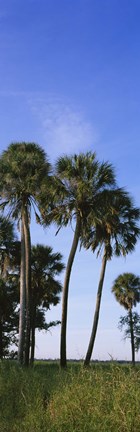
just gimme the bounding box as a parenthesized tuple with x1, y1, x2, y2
(0, 90, 99, 158)
(29, 96, 99, 158)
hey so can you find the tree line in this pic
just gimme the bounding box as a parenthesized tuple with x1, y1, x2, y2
(0, 142, 140, 367)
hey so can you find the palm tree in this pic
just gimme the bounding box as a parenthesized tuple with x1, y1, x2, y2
(112, 273, 140, 365)
(82, 190, 140, 366)
(30, 244, 64, 363)
(0, 142, 50, 365)
(118, 311, 140, 357)
(43, 152, 116, 367)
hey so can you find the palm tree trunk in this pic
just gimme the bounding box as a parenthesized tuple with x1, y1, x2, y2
(30, 302, 36, 365)
(129, 309, 135, 366)
(60, 216, 81, 368)
(18, 219, 26, 364)
(84, 252, 107, 366)
(23, 207, 31, 367)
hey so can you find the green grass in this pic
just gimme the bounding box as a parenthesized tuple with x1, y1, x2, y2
(0, 361, 140, 431)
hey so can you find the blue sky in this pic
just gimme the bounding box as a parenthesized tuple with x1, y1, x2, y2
(0, 0, 140, 360)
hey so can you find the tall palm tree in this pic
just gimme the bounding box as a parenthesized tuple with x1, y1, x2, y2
(30, 244, 64, 363)
(82, 190, 140, 366)
(0, 142, 50, 365)
(112, 273, 140, 365)
(43, 152, 117, 367)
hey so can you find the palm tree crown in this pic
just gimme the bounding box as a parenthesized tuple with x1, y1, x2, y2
(82, 189, 140, 259)
(0, 142, 50, 221)
(47, 152, 116, 229)
(112, 273, 140, 310)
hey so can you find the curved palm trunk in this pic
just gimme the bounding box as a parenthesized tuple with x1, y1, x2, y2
(129, 309, 135, 366)
(23, 207, 31, 367)
(84, 251, 107, 366)
(18, 219, 26, 364)
(60, 216, 81, 368)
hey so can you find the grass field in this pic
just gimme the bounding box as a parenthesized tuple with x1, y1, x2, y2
(0, 360, 140, 432)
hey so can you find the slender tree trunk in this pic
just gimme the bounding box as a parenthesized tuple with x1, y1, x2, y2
(129, 309, 135, 366)
(84, 252, 107, 366)
(0, 318, 3, 359)
(18, 218, 26, 364)
(23, 207, 31, 367)
(30, 302, 36, 365)
(60, 216, 81, 368)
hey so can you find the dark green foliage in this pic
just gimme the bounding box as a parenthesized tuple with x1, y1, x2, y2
(0, 142, 51, 221)
(0, 216, 19, 358)
(82, 189, 140, 259)
(112, 273, 140, 310)
(43, 152, 116, 230)
(30, 244, 64, 363)
(0, 277, 19, 358)
(0, 215, 20, 276)
(119, 311, 140, 352)
(0, 215, 15, 246)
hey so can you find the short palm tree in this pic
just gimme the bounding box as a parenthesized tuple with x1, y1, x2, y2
(112, 272, 140, 365)
(30, 244, 64, 363)
(82, 190, 140, 366)
(43, 152, 117, 367)
(0, 142, 50, 365)
(119, 311, 140, 357)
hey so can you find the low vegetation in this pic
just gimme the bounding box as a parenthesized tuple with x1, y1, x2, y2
(0, 361, 140, 432)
